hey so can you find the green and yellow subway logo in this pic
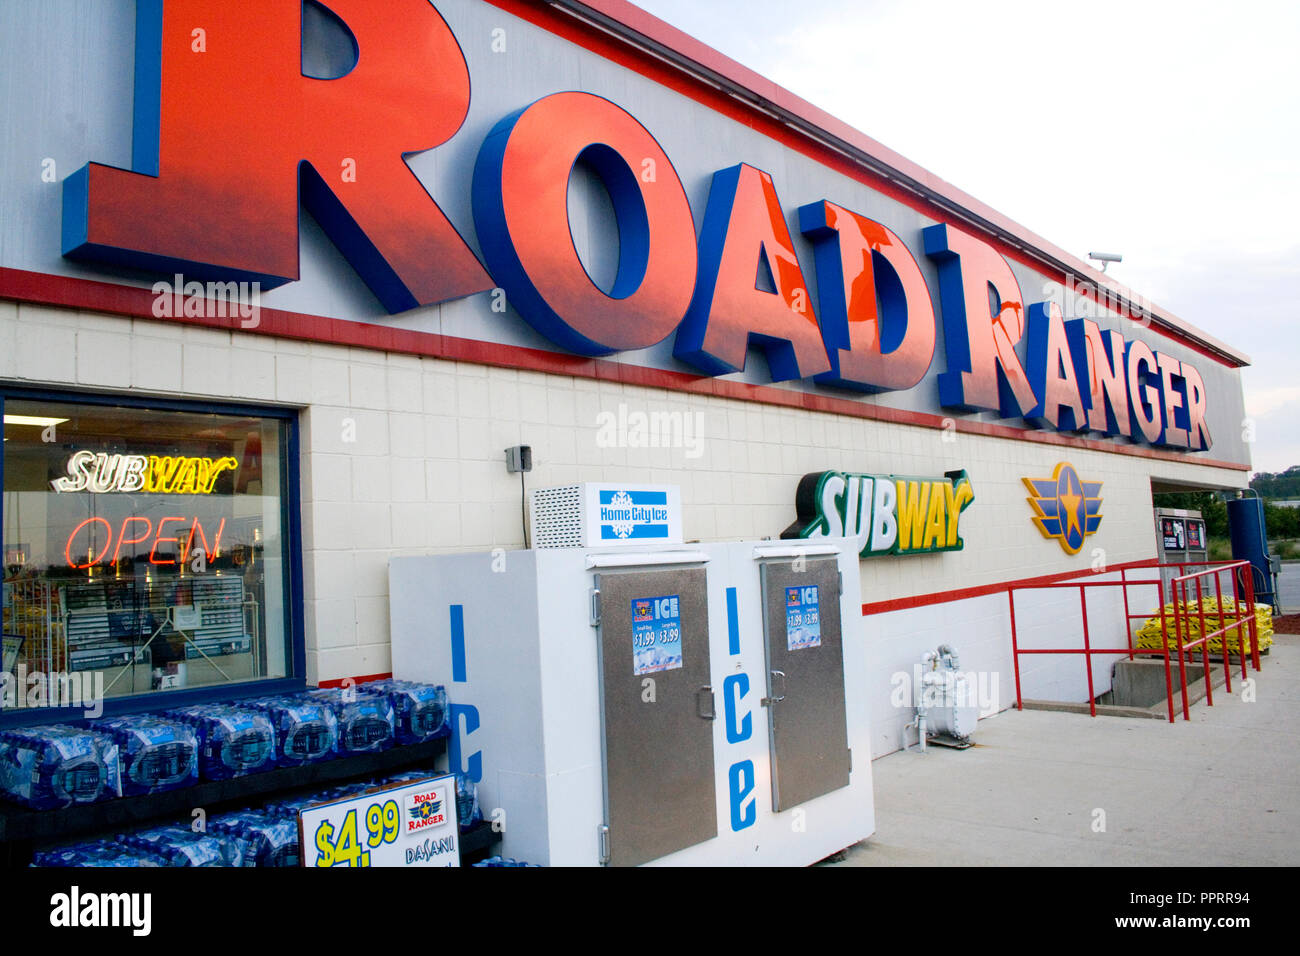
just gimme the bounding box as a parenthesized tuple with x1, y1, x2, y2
(781, 469, 974, 557)
(51, 450, 239, 495)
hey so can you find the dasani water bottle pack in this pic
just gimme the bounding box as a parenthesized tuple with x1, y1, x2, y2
(0, 725, 122, 809)
(90, 715, 198, 795)
(304, 687, 396, 755)
(362, 679, 449, 744)
(166, 704, 277, 780)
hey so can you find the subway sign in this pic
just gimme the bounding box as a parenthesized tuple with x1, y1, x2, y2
(782, 470, 975, 557)
(61, 0, 1211, 453)
(51, 450, 238, 495)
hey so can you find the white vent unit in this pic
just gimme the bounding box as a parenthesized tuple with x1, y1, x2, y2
(529, 483, 683, 549)
(530, 484, 585, 549)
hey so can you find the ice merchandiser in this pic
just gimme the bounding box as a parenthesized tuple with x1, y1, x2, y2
(389, 484, 874, 866)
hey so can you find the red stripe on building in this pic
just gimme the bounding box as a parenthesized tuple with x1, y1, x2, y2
(316, 673, 393, 688)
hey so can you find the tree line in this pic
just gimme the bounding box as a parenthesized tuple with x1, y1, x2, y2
(1250, 466, 1300, 500)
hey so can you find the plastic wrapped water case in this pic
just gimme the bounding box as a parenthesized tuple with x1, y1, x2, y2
(0, 724, 122, 809)
(89, 714, 199, 796)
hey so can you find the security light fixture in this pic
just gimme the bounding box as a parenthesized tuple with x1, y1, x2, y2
(1088, 251, 1122, 273)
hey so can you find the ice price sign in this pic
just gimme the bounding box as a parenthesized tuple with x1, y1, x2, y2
(300, 775, 461, 868)
(786, 585, 822, 650)
(632, 595, 683, 675)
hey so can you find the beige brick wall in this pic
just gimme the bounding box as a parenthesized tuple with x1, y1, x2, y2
(0, 303, 1250, 685)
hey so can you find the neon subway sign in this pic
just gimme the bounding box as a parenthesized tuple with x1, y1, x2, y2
(61, 0, 1211, 453)
(51, 451, 239, 495)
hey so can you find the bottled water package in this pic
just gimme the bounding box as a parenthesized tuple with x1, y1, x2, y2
(167, 704, 276, 780)
(210, 810, 300, 867)
(265, 779, 380, 823)
(245, 696, 338, 766)
(33, 841, 164, 867)
(322, 780, 381, 801)
(362, 680, 449, 744)
(472, 856, 540, 867)
(373, 769, 443, 788)
(122, 825, 234, 867)
(456, 773, 482, 830)
(0, 725, 122, 810)
(265, 790, 332, 822)
(31, 844, 101, 867)
(90, 715, 198, 796)
(304, 688, 395, 755)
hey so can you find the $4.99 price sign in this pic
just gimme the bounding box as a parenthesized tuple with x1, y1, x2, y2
(298, 774, 461, 868)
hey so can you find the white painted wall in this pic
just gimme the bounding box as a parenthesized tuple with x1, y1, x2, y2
(868, 567, 1185, 764)
(861, 568, 1175, 759)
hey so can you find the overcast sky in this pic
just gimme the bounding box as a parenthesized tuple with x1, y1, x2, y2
(632, 0, 1300, 475)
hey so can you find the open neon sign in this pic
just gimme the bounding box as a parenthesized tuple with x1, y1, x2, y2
(64, 515, 226, 569)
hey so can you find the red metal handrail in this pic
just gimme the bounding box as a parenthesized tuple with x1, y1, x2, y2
(1166, 561, 1261, 719)
(1009, 559, 1262, 723)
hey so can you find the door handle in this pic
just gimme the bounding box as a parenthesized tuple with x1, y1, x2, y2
(761, 669, 786, 707)
(697, 686, 716, 720)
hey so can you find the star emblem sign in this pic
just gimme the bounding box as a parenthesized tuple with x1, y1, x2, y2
(1023, 463, 1103, 555)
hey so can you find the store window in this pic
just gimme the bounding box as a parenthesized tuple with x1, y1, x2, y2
(1, 393, 299, 719)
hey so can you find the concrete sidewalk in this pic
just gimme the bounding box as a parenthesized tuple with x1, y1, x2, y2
(832, 633, 1300, 867)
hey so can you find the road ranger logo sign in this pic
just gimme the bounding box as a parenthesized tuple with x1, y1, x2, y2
(783, 469, 975, 557)
(1023, 462, 1102, 555)
(406, 786, 449, 833)
(599, 489, 670, 541)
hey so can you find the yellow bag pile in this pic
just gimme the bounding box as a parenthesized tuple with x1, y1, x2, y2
(1133, 597, 1273, 656)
